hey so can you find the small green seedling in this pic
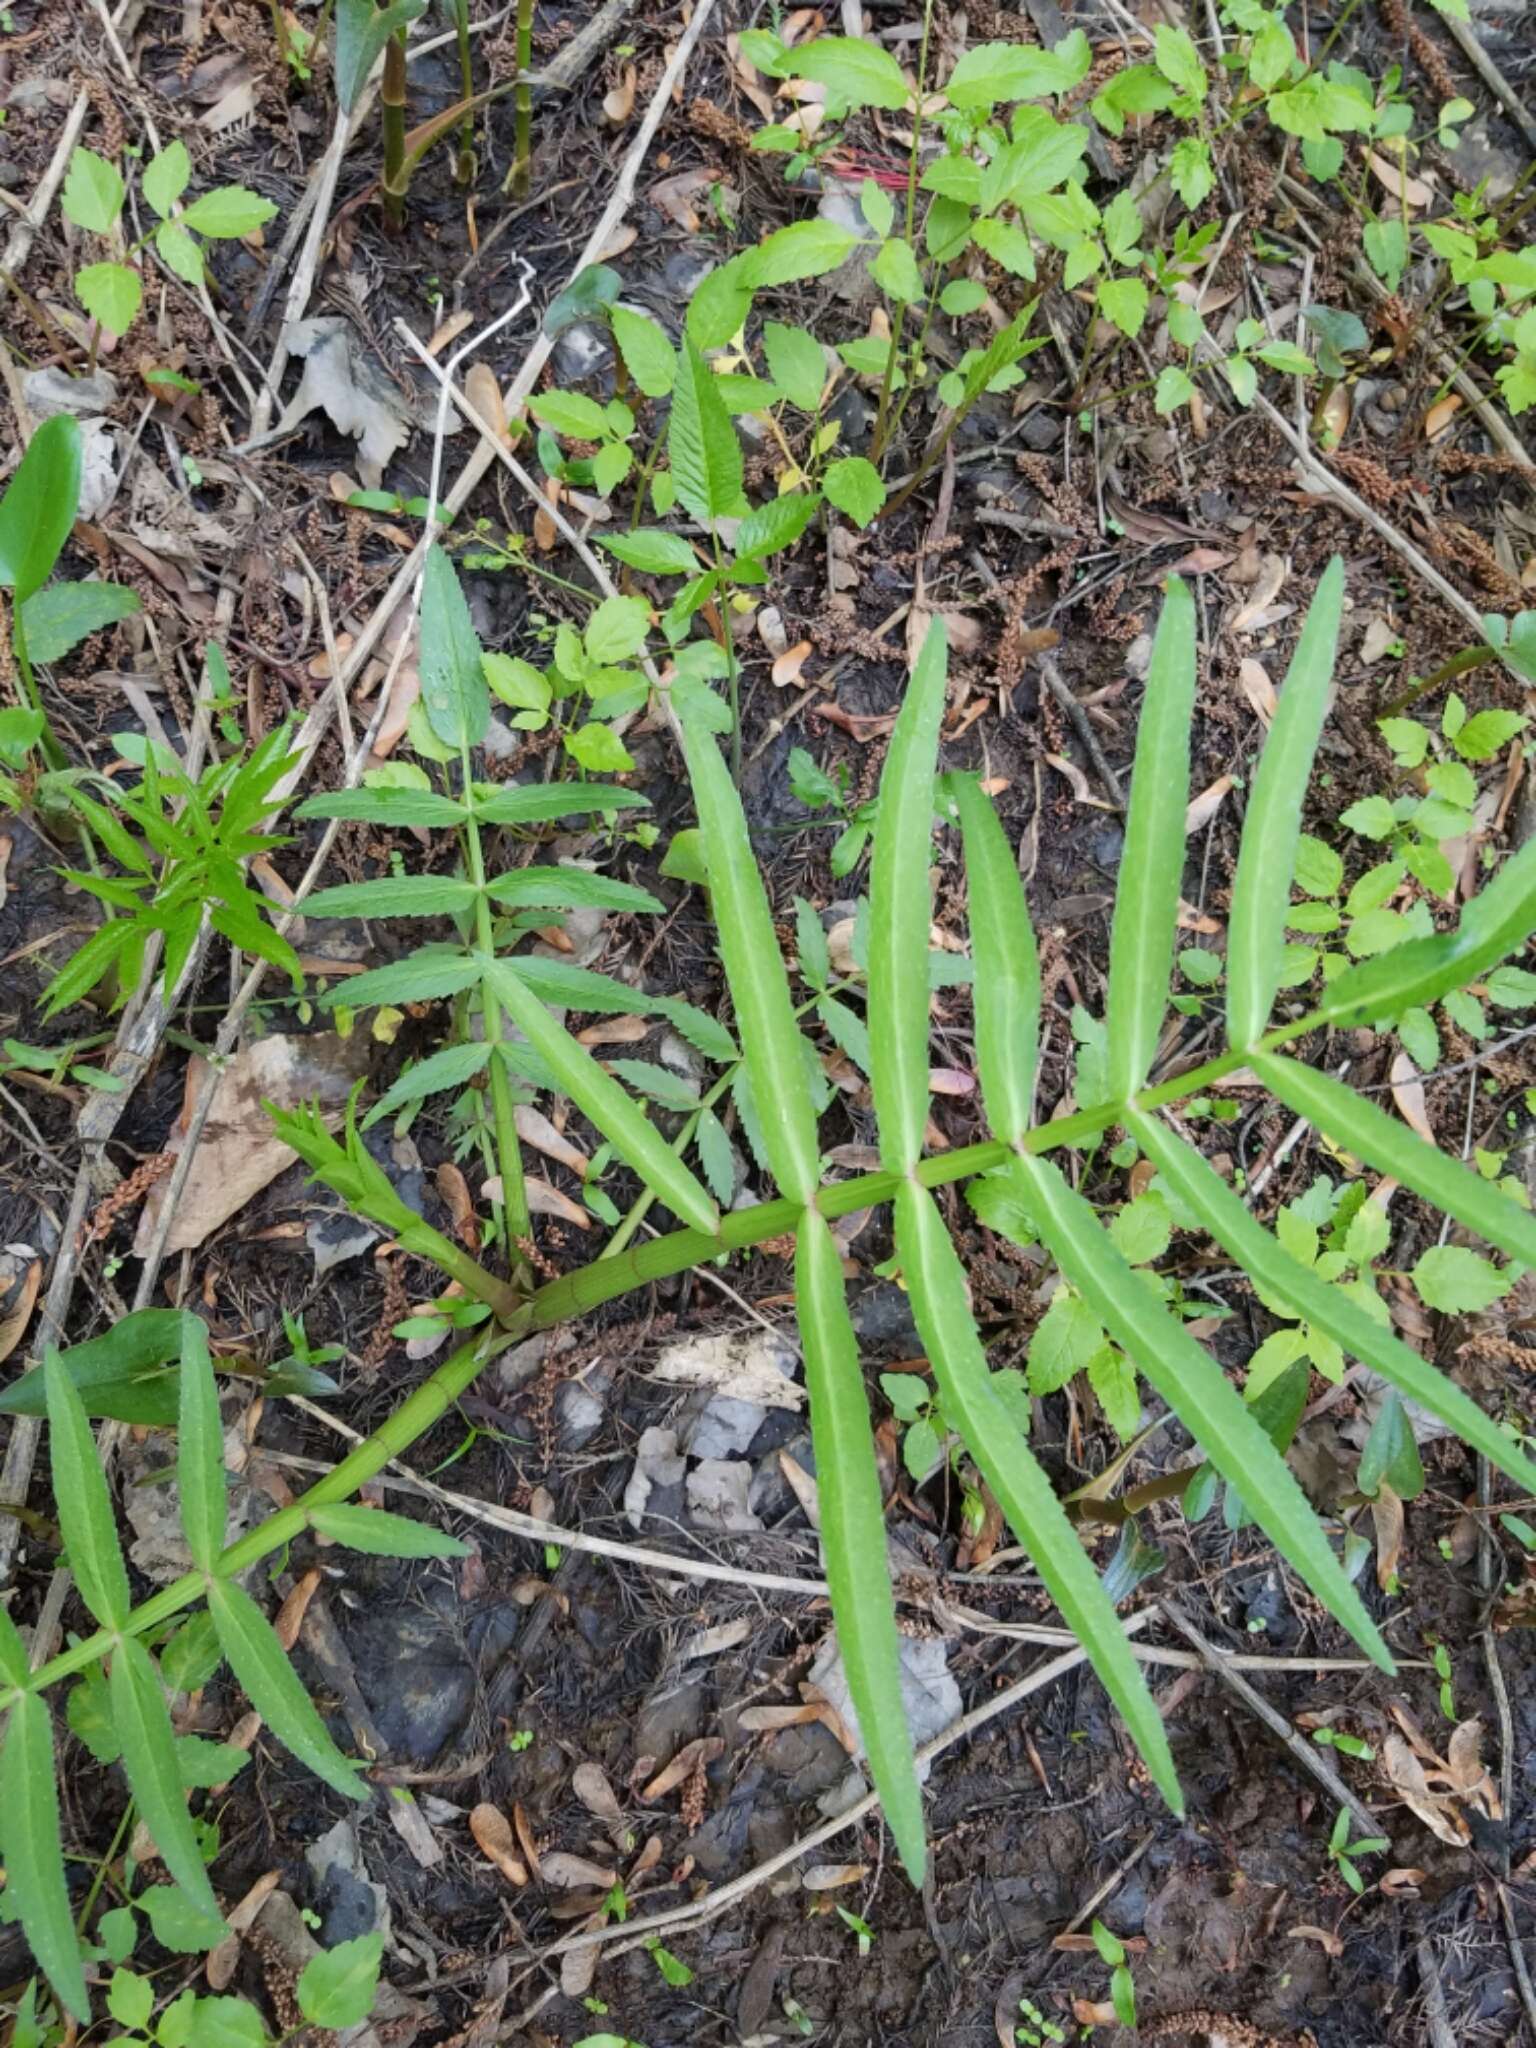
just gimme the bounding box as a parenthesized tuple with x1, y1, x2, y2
(1090, 1919, 1136, 2028)
(1015, 1994, 1067, 2046)
(1326, 1808, 1390, 1894)
(1312, 1727, 1377, 1761)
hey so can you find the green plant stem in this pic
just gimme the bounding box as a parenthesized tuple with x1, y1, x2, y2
(1, 997, 1335, 1720)
(461, 790, 533, 1260)
(74, 1801, 135, 1934)
(510, 0, 533, 197)
(451, 0, 475, 184)
(1382, 640, 1495, 717)
(871, 0, 936, 463)
(709, 530, 743, 782)
(11, 609, 67, 773)
(381, 29, 409, 228)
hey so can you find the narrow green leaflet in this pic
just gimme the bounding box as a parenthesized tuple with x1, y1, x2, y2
(1253, 1053, 1536, 1269)
(0, 1693, 89, 2021)
(1127, 1108, 1536, 1497)
(310, 1505, 469, 1557)
(483, 957, 718, 1235)
(298, 789, 468, 827)
(485, 870, 663, 914)
(677, 693, 820, 1200)
(318, 950, 482, 1010)
(1104, 576, 1196, 1099)
(177, 1317, 226, 1572)
(471, 782, 649, 825)
(895, 1181, 1182, 1809)
(418, 544, 489, 751)
(951, 776, 1039, 1144)
(109, 1638, 225, 1926)
(208, 1577, 368, 1801)
(1226, 557, 1344, 1047)
(304, 875, 482, 919)
(1009, 1151, 1391, 1669)
(869, 617, 949, 1171)
(796, 1210, 925, 1877)
(599, 530, 700, 575)
(0, 414, 82, 604)
(1318, 834, 1536, 1029)
(45, 1349, 131, 1628)
(362, 1040, 494, 1126)
(668, 340, 747, 527)
(333, 0, 426, 109)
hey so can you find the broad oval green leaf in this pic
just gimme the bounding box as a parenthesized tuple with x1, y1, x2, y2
(0, 1307, 194, 1422)
(45, 1348, 131, 1628)
(419, 544, 489, 751)
(1253, 1053, 1536, 1269)
(19, 580, 141, 664)
(1009, 1151, 1390, 1667)
(208, 1577, 368, 1801)
(951, 775, 1039, 1144)
(0, 1694, 90, 2020)
(791, 35, 910, 109)
(609, 305, 676, 398)
(1105, 574, 1196, 1100)
(304, 875, 482, 919)
(483, 957, 718, 1235)
(744, 218, 860, 287)
(0, 414, 82, 604)
(298, 1931, 385, 2028)
(310, 1504, 469, 1557)
(1226, 557, 1344, 1047)
(1127, 1107, 1536, 1498)
(895, 1181, 1182, 1810)
(796, 1209, 925, 1877)
(109, 1637, 225, 1926)
(869, 617, 948, 1172)
(177, 1316, 227, 1572)
(669, 340, 747, 528)
(599, 529, 700, 575)
(677, 694, 821, 1201)
(1318, 833, 1536, 1028)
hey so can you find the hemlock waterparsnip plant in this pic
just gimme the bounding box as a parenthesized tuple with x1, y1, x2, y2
(9, 547, 1536, 2028)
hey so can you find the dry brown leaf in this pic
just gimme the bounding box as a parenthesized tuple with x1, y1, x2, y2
(642, 1736, 724, 1801)
(1185, 774, 1235, 834)
(1389, 1052, 1435, 1144)
(540, 1850, 616, 1890)
(464, 360, 506, 441)
(206, 1870, 282, 1989)
(1380, 1866, 1427, 1895)
(1318, 383, 1352, 445)
(1371, 1482, 1404, 1591)
(649, 168, 718, 230)
(470, 1803, 529, 1884)
(513, 1104, 590, 1176)
(436, 1160, 478, 1249)
(1073, 2000, 1118, 2026)
(595, 222, 638, 262)
(1359, 613, 1401, 665)
(1366, 150, 1434, 210)
(1228, 553, 1289, 633)
(1046, 752, 1113, 809)
(387, 1786, 445, 1868)
(603, 63, 637, 123)
(772, 639, 813, 687)
(1383, 1733, 1465, 1845)
(512, 1801, 542, 1880)
(1289, 1923, 1345, 1956)
(273, 1569, 322, 1650)
(572, 1761, 624, 1821)
(427, 309, 475, 356)
(576, 1015, 649, 1047)
(0, 1252, 41, 1366)
(560, 1938, 599, 1997)
(801, 1863, 869, 1890)
(737, 1703, 823, 1732)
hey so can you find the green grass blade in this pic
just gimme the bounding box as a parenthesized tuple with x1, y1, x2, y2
(1127, 1107, 1536, 1497)
(109, 1638, 224, 1926)
(951, 775, 1040, 1145)
(677, 694, 821, 1201)
(894, 1181, 1182, 1811)
(1318, 834, 1536, 1030)
(482, 957, 718, 1236)
(44, 1350, 131, 1629)
(0, 1694, 90, 2021)
(1008, 1152, 1392, 1668)
(869, 617, 949, 1172)
(208, 1578, 368, 1802)
(1226, 556, 1345, 1048)
(1254, 1052, 1536, 1267)
(177, 1317, 226, 1573)
(796, 1209, 925, 1877)
(1105, 575, 1197, 1100)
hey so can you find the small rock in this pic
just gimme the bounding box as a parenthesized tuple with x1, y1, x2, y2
(810, 1633, 960, 1784)
(558, 1374, 607, 1451)
(552, 322, 612, 386)
(682, 1392, 767, 1461)
(1123, 632, 1154, 682)
(1019, 408, 1063, 451)
(308, 1211, 379, 1279)
(686, 1457, 762, 1532)
(23, 366, 119, 418)
(306, 1814, 391, 1948)
(625, 1425, 687, 1528)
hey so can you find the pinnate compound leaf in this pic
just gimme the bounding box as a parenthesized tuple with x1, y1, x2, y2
(20, 580, 141, 663)
(1254, 1053, 1536, 1270)
(483, 958, 718, 1235)
(1128, 1110, 1536, 1498)
(298, 1932, 385, 2028)
(1226, 557, 1345, 1046)
(0, 1694, 90, 2020)
(317, 948, 482, 1011)
(45, 1348, 130, 1627)
(795, 1210, 925, 1877)
(177, 1316, 226, 1571)
(895, 1180, 1181, 1809)
(869, 617, 948, 1171)
(677, 693, 820, 1200)
(1105, 574, 1197, 1100)
(951, 776, 1039, 1144)
(669, 341, 747, 527)
(0, 414, 83, 604)
(1009, 1150, 1392, 1668)
(486, 869, 662, 915)
(419, 544, 489, 750)
(209, 1577, 368, 1800)
(110, 1637, 225, 1926)
(310, 1505, 469, 1557)
(361, 1039, 493, 1126)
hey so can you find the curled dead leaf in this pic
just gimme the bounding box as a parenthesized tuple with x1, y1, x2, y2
(540, 1850, 617, 1890)
(572, 1760, 623, 1821)
(464, 360, 506, 441)
(273, 1569, 322, 1650)
(1370, 1481, 1404, 1592)
(1228, 553, 1290, 634)
(1383, 1733, 1465, 1846)
(801, 1863, 869, 1891)
(603, 63, 637, 123)
(514, 1104, 590, 1176)
(1289, 1923, 1345, 1956)
(772, 639, 813, 687)
(1389, 1052, 1435, 1144)
(470, 1802, 529, 1884)
(1185, 774, 1235, 834)
(642, 1736, 724, 1802)
(0, 1252, 41, 1366)
(1366, 150, 1434, 210)
(1379, 1866, 1426, 1895)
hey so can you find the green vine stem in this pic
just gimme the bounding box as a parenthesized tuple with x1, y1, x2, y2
(509, 0, 534, 197)
(460, 783, 533, 1264)
(451, 0, 476, 185)
(381, 29, 409, 228)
